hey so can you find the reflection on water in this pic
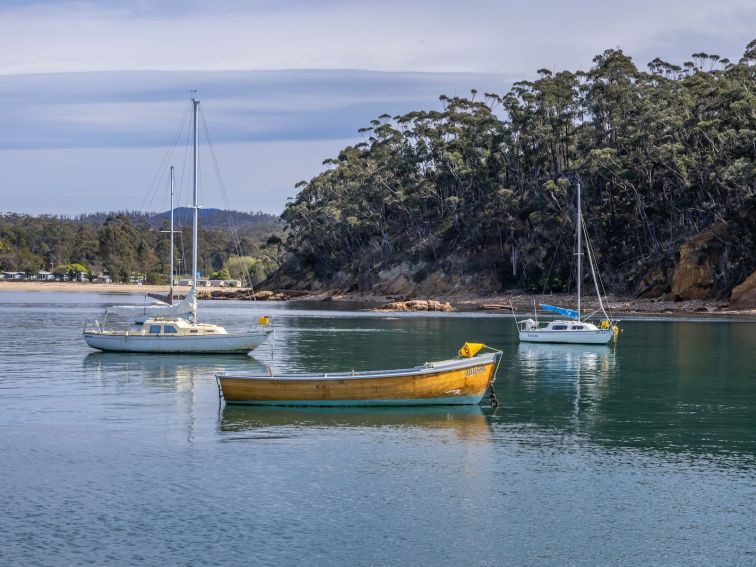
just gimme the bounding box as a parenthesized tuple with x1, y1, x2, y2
(83, 351, 268, 380)
(262, 314, 508, 373)
(1, 292, 755, 566)
(221, 404, 491, 441)
(498, 331, 756, 461)
(514, 342, 616, 431)
(78, 311, 756, 461)
(517, 342, 617, 379)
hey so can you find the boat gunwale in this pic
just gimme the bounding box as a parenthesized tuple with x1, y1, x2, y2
(83, 330, 271, 340)
(222, 396, 486, 407)
(519, 329, 612, 334)
(217, 352, 499, 382)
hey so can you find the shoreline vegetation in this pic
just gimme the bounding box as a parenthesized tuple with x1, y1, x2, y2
(0, 209, 284, 286)
(2, 281, 753, 316)
(1, 41, 753, 312)
(273, 39, 755, 308)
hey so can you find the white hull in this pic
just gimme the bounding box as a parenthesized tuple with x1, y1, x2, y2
(83, 331, 270, 353)
(519, 329, 613, 345)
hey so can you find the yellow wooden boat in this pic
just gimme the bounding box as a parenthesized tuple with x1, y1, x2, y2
(216, 344, 501, 407)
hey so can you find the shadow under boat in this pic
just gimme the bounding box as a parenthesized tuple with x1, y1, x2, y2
(220, 404, 492, 439)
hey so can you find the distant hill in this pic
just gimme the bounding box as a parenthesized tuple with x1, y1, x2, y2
(0, 209, 284, 284)
(73, 208, 281, 231)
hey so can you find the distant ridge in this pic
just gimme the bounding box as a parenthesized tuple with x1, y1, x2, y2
(0, 208, 284, 284)
(69, 208, 281, 231)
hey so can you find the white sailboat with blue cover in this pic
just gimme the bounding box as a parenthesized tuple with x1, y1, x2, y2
(517, 181, 619, 345)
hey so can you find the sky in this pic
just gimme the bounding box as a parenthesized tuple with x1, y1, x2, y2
(0, 0, 753, 216)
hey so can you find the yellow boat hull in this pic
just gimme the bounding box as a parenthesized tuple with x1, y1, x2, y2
(217, 354, 499, 407)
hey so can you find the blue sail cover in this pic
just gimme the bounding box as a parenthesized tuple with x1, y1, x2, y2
(539, 303, 579, 320)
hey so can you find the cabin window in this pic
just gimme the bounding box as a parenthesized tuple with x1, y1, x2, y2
(149, 325, 161, 334)
(164, 325, 177, 334)
(552, 325, 568, 330)
(190, 330, 198, 334)
(572, 326, 584, 330)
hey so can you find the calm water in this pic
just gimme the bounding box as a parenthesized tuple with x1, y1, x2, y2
(0, 291, 754, 566)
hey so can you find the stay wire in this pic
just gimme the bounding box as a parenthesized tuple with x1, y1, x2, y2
(140, 104, 192, 214)
(175, 112, 194, 279)
(199, 106, 257, 301)
(582, 216, 614, 321)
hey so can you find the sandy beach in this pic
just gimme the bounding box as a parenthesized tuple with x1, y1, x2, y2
(0, 281, 196, 295)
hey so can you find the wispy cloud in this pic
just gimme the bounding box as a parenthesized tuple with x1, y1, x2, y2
(0, 0, 753, 215)
(1, 0, 753, 75)
(0, 69, 511, 149)
(0, 69, 509, 215)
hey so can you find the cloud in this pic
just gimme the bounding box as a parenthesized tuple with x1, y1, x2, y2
(0, 67, 510, 215)
(0, 0, 753, 215)
(0, 69, 511, 149)
(1, 0, 752, 75)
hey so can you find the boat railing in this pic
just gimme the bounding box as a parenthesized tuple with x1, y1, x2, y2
(82, 318, 103, 334)
(83, 317, 137, 334)
(518, 318, 538, 331)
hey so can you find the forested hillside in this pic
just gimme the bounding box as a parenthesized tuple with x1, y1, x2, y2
(276, 40, 755, 300)
(0, 211, 284, 284)
(75, 208, 274, 231)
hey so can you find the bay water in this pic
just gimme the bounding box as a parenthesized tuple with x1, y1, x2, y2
(0, 291, 754, 565)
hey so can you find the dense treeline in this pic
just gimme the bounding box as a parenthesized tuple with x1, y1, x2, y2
(280, 40, 755, 299)
(0, 211, 284, 284)
(73, 208, 274, 231)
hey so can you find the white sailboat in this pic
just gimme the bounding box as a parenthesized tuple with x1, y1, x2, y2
(517, 181, 619, 345)
(83, 96, 271, 354)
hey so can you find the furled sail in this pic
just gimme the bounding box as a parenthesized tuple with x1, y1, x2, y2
(109, 289, 197, 320)
(147, 289, 173, 305)
(539, 303, 579, 320)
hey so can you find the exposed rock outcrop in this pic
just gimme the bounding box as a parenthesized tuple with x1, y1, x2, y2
(197, 289, 310, 301)
(635, 265, 673, 299)
(729, 271, 756, 309)
(260, 263, 322, 292)
(374, 263, 414, 296)
(372, 299, 455, 312)
(671, 228, 720, 300)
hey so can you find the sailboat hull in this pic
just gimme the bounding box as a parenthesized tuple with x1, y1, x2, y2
(519, 329, 613, 345)
(83, 331, 270, 353)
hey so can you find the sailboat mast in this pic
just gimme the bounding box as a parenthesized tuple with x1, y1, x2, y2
(191, 96, 199, 299)
(169, 165, 174, 289)
(576, 180, 582, 321)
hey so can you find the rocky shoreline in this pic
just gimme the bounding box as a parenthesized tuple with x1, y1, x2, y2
(326, 291, 754, 316)
(201, 287, 754, 316)
(2, 281, 753, 316)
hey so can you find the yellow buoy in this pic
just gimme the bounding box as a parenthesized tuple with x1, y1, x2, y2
(258, 316, 270, 327)
(458, 342, 485, 358)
